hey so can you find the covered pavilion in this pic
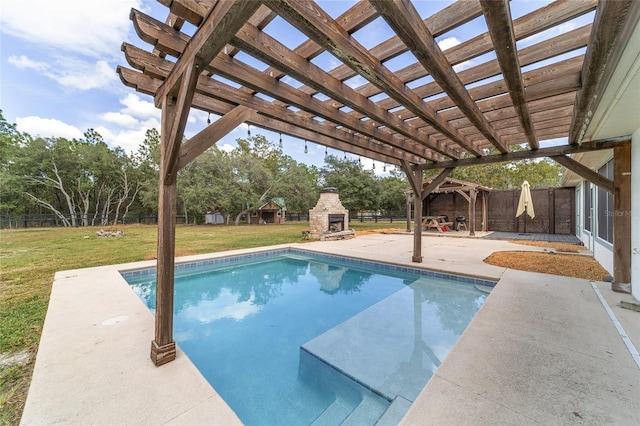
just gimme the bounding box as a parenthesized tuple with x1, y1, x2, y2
(117, 0, 640, 365)
(409, 176, 491, 236)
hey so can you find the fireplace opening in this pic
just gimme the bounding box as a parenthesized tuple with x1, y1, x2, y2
(328, 214, 345, 232)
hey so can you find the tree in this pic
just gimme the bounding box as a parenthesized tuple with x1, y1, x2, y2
(321, 155, 378, 213)
(134, 128, 161, 214)
(450, 146, 564, 189)
(0, 111, 31, 215)
(377, 175, 408, 214)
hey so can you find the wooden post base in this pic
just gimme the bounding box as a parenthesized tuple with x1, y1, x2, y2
(412, 255, 423, 263)
(151, 340, 176, 366)
(611, 282, 631, 294)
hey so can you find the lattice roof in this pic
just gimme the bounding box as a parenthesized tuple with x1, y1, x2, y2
(117, 0, 637, 174)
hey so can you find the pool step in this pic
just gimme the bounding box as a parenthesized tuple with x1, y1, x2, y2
(311, 397, 354, 426)
(342, 394, 388, 425)
(375, 396, 413, 425)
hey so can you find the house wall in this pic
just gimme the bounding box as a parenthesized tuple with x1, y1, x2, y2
(632, 128, 640, 300)
(573, 154, 615, 276)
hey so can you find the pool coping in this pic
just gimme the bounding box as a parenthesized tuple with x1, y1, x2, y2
(21, 235, 640, 425)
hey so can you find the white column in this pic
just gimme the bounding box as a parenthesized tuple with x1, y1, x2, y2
(632, 128, 640, 301)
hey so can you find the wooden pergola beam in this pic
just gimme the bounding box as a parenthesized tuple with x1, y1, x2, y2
(421, 168, 455, 201)
(128, 10, 443, 162)
(570, 0, 635, 144)
(301, 0, 484, 97)
(160, 59, 200, 184)
(480, 0, 538, 149)
(118, 65, 411, 166)
(263, 0, 481, 157)
(121, 37, 432, 163)
(370, 0, 508, 154)
(550, 155, 614, 194)
(414, 137, 631, 171)
(352, 0, 596, 111)
(177, 105, 256, 170)
(153, 0, 261, 107)
(229, 27, 456, 160)
(408, 24, 591, 130)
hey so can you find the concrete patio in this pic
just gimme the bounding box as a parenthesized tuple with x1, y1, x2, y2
(21, 234, 640, 425)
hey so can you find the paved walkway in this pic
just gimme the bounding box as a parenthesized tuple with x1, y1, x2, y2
(22, 234, 639, 425)
(482, 231, 583, 244)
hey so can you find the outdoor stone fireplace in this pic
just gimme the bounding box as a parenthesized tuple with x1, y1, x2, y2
(309, 188, 355, 241)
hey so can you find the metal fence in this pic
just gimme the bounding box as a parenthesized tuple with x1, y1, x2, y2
(0, 214, 159, 229)
(1, 211, 408, 229)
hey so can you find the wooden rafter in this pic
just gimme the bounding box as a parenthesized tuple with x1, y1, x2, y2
(161, 59, 200, 184)
(129, 10, 445, 162)
(570, 0, 636, 144)
(370, 0, 507, 154)
(480, 0, 538, 149)
(350, 0, 595, 116)
(263, 0, 482, 157)
(550, 155, 614, 194)
(415, 137, 631, 171)
(118, 64, 413, 166)
(153, 0, 261, 106)
(177, 105, 256, 169)
(231, 20, 460, 159)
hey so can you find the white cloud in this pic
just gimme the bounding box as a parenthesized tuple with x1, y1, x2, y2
(55, 59, 118, 90)
(220, 143, 235, 152)
(15, 116, 84, 140)
(100, 112, 140, 128)
(8, 55, 117, 90)
(120, 93, 159, 120)
(95, 125, 150, 154)
(7, 55, 48, 72)
(437, 37, 474, 72)
(0, 0, 143, 58)
(438, 37, 461, 51)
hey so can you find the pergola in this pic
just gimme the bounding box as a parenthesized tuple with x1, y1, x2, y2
(118, 0, 638, 365)
(419, 177, 491, 235)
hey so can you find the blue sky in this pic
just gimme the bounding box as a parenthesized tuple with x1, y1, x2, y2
(1, 0, 591, 173)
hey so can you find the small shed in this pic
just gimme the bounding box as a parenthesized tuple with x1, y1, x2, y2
(251, 199, 286, 224)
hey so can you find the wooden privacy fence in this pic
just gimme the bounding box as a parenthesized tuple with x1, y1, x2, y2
(487, 187, 575, 234)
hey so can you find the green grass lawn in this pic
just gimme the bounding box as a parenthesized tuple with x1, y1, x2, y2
(0, 220, 407, 424)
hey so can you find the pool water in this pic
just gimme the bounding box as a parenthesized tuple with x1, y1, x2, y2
(125, 251, 488, 425)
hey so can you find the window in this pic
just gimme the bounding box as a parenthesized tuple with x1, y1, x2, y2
(584, 182, 592, 232)
(597, 159, 614, 243)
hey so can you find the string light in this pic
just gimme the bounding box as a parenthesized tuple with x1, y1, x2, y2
(372, 162, 376, 170)
(358, 156, 361, 164)
(383, 163, 387, 172)
(247, 125, 251, 138)
(207, 113, 211, 125)
(324, 146, 328, 158)
(279, 133, 283, 149)
(304, 140, 308, 154)
(343, 151, 347, 159)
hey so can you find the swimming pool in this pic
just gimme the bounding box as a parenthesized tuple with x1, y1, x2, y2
(124, 249, 491, 425)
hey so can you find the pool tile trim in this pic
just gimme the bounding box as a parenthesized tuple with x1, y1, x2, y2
(120, 248, 496, 288)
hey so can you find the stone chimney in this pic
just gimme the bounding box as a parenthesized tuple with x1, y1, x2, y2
(309, 188, 353, 240)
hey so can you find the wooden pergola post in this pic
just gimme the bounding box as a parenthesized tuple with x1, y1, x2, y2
(402, 161, 423, 263)
(404, 189, 412, 232)
(469, 189, 477, 236)
(613, 144, 632, 292)
(481, 192, 488, 232)
(152, 172, 178, 365)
